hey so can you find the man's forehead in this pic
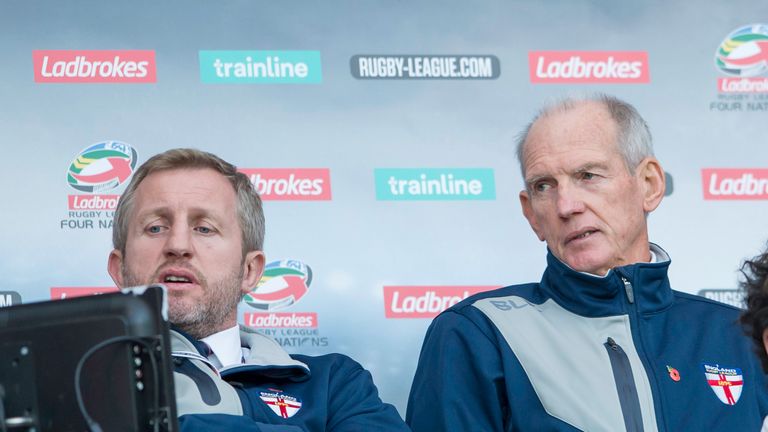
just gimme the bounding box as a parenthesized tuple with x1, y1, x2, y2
(531, 102, 614, 139)
(137, 168, 231, 194)
(523, 105, 619, 166)
(131, 168, 237, 216)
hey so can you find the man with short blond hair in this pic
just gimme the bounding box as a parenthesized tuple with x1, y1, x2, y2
(108, 148, 408, 431)
(407, 95, 768, 431)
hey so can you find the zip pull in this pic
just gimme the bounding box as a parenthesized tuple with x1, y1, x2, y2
(607, 337, 620, 351)
(621, 276, 635, 304)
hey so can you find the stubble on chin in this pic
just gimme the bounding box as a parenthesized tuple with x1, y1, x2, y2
(168, 292, 238, 340)
(121, 267, 245, 340)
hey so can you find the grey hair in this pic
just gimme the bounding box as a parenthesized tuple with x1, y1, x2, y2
(112, 148, 264, 255)
(515, 94, 654, 179)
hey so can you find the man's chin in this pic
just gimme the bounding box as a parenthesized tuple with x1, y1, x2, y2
(168, 304, 202, 325)
(563, 253, 612, 276)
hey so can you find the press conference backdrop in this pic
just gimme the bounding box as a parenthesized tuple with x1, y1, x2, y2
(1, 0, 768, 416)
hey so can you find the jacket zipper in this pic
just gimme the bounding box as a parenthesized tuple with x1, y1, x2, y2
(615, 270, 666, 430)
(621, 276, 635, 304)
(604, 337, 644, 432)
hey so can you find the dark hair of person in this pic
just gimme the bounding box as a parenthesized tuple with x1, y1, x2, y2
(740, 248, 768, 372)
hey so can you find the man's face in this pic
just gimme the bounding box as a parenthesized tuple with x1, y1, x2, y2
(108, 168, 264, 338)
(519, 102, 663, 275)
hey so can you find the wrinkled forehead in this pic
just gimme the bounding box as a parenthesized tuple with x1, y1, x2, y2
(522, 103, 620, 168)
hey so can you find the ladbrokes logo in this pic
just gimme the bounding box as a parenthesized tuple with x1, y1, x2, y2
(33, 50, 156, 83)
(529, 51, 649, 83)
(702, 169, 768, 200)
(715, 24, 768, 93)
(68, 195, 120, 210)
(383, 286, 498, 318)
(239, 168, 331, 201)
(50, 286, 118, 300)
(244, 312, 318, 329)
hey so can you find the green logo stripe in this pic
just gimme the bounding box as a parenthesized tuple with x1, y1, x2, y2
(82, 149, 130, 159)
(732, 34, 768, 43)
(263, 268, 306, 277)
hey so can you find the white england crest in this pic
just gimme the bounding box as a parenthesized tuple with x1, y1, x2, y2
(259, 390, 302, 418)
(702, 363, 743, 405)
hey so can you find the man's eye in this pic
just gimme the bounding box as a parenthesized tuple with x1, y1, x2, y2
(147, 225, 162, 234)
(196, 226, 212, 234)
(581, 172, 596, 180)
(534, 182, 552, 192)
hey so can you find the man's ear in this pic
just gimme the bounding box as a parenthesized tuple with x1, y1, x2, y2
(108, 249, 125, 288)
(520, 190, 545, 242)
(636, 157, 665, 213)
(241, 251, 266, 295)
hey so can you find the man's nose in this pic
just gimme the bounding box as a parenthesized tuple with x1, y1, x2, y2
(555, 183, 586, 219)
(163, 224, 193, 258)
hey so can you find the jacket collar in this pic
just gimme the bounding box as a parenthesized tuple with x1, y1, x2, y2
(227, 325, 310, 380)
(540, 243, 674, 317)
(170, 325, 311, 382)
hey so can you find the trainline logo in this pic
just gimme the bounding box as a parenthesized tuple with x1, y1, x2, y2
(351, 55, 500, 79)
(702, 168, 768, 200)
(33, 50, 156, 83)
(199, 51, 322, 84)
(239, 168, 331, 201)
(375, 168, 495, 200)
(529, 51, 649, 83)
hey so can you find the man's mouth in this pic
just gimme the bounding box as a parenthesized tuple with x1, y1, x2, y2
(157, 268, 199, 287)
(566, 229, 599, 244)
(164, 275, 192, 283)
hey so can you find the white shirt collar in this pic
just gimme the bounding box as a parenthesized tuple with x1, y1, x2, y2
(200, 324, 242, 368)
(649, 249, 658, 263)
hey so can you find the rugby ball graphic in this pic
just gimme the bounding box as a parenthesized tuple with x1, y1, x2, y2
(243, 260, 312, 311)
(66, 141, 138, 192)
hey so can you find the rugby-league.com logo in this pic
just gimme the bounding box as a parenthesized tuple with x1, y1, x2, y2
(66, 141, 138, 193)
(243, 260, 312, 310)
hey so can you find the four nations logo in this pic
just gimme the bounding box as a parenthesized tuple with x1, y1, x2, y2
(244, 260, 312, 310)
(66, 141, 138, 192)
(715, 24, 768, 77)
(714, 24, 768, 98)
(702, 363, 743, 406)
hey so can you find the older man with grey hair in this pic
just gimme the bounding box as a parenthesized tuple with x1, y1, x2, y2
(406, 94, 768, 431)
